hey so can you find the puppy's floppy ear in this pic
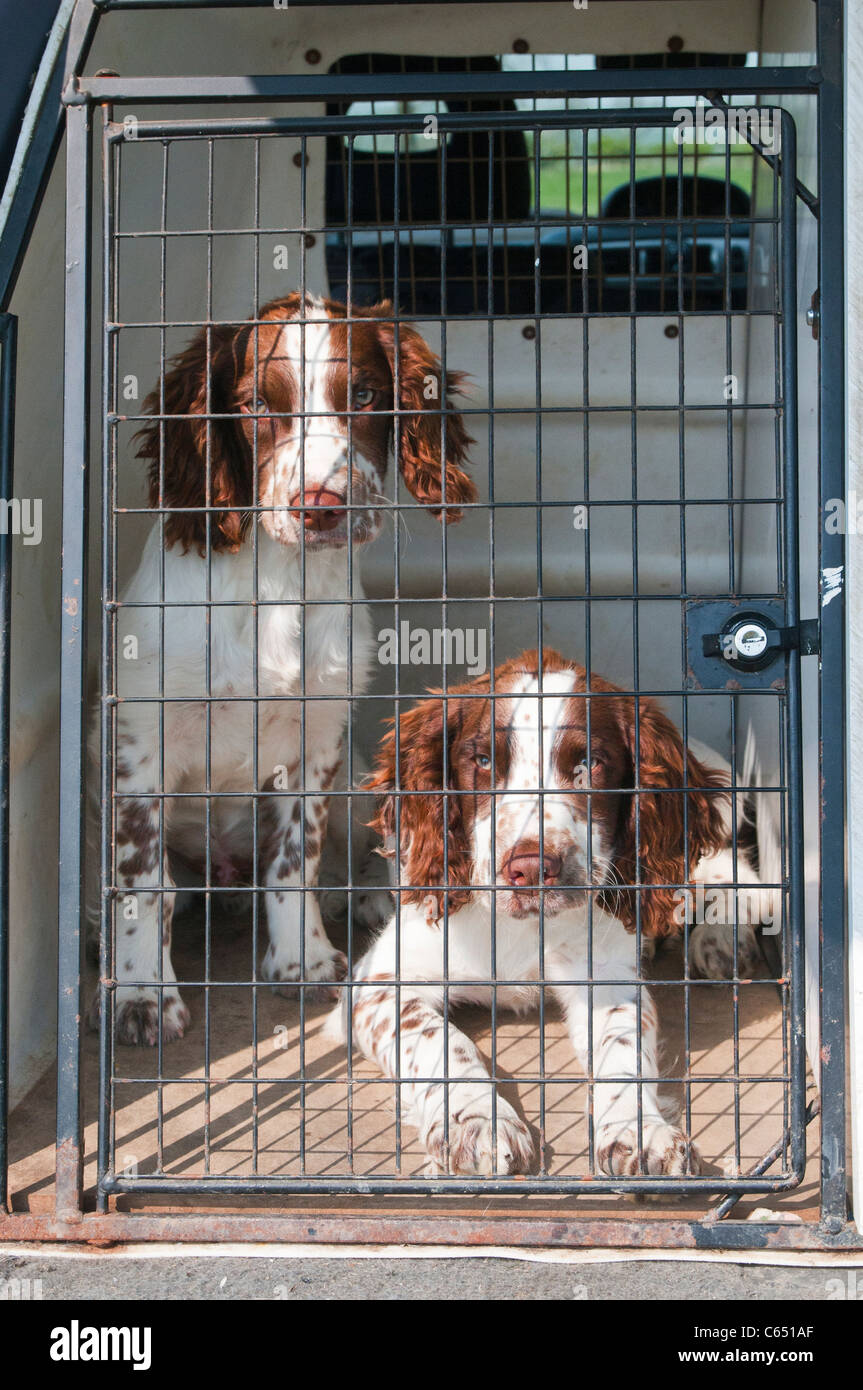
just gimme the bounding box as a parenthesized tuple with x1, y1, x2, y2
(367, 695, 474, 918)
(369, 301, 476, 522)
(613, 696, 728, 939)
(136, 322, 252, 554)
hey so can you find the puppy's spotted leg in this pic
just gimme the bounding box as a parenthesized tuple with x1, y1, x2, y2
(350, 933, 533, 1177)
(550, 921, 698, 1178)
(261, 719, 347, 1000)
(96, 746, 189, 1046)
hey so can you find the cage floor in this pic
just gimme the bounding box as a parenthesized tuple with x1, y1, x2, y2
(9, 906, 819, 1224)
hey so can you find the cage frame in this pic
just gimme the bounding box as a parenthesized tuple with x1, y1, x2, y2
(0, 0, 853, 1250)
(94, 101, 806, 1205)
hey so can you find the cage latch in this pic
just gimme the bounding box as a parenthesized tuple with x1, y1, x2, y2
(701, 613, 820, 671)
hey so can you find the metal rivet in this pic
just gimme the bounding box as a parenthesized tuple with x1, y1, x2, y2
(305, 48, 322, 65)
(667, 35, 685, 54)
(664, 324, 679, 339)
(513, 38, 530, 54)
(522, 325, 536, 340)
(303, 233, 317, 249)
(292, 152, 309, 168)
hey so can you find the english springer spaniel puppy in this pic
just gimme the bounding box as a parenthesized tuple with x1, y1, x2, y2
(338, 648, 770, 1178)
(92, 293, 474, 1045)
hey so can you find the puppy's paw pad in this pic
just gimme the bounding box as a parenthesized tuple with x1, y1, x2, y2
(596, 1121, 700, 1177)
(115, 994, 189, 1047)
(262, 948, 348, 1002)
(689, 922, 762, 979)
(426, 1109, 534, 1177)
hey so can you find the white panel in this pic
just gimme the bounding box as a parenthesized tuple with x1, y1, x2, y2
(85, 3, 762, 75)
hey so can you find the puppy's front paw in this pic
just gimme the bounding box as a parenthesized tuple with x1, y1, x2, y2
(319, 885, 393, 934)
(107, 990, 190, 1046)
(596, 1119, 700, 1177)
(351, 887, 394, 933)
(261, 944, 348, 1002)
(425, 1098, 534, 1177)
(689, 921, 762, 979)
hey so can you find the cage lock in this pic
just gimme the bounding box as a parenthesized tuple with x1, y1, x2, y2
(702, 612, 819, 672)
(684, 600, 819, 690)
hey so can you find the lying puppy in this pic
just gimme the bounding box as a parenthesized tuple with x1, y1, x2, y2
(333, 648, 772, 1178)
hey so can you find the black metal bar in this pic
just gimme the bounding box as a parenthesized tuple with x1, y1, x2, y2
(778, 110, 807, 1184)
(103, 107, 806, 142)
(55, 98, 91, 1223)
(95, 0, 674, 7)
(250, 133, 261, 1179)
(106, 688, 794, 704)
(96, 103, 115, 1213)
(98, 1168, 805, 1199)
(0, 311, 16, 1212)
(816, 0, 848, 1233)
(0, 0, 101, 310)
(70, 69, 819, 108)
(101, 880, 787, 900)
(154, 136, 169, 1177)
(0, 1206, 860, 1251)
(111, 405, 786, 417)
(110, 219, 782, 236)
(104, 1057, 793, 1080)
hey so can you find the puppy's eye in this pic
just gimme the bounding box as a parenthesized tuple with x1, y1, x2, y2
(242, 397, 270, 416)
(473, 752, 492, 770)
(352, 385, 375, 408)
(573, 756, 602, 785)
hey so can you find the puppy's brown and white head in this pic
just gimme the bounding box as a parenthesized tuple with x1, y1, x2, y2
(137, 293, 475, 554)
(369, 648, 727, 935)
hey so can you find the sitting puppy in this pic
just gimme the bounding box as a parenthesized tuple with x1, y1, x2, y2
(88, 293, 474, 1045)
(334, 648, 769, 1178)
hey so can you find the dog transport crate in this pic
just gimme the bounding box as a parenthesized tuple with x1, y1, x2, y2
(0, 0, 857, 1250)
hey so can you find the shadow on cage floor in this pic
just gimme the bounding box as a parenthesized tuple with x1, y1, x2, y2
(9, 903, 819, 1223)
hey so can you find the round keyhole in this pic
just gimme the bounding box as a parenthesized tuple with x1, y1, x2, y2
(733, 623, 769, 659)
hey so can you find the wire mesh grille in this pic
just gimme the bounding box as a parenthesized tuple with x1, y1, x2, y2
(325, 51, 759, 315)
(94, 88, 805, 1198)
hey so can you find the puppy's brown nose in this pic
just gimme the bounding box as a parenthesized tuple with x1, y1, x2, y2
(502, 848, 563, 887)
(289, 486, 346, 532)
